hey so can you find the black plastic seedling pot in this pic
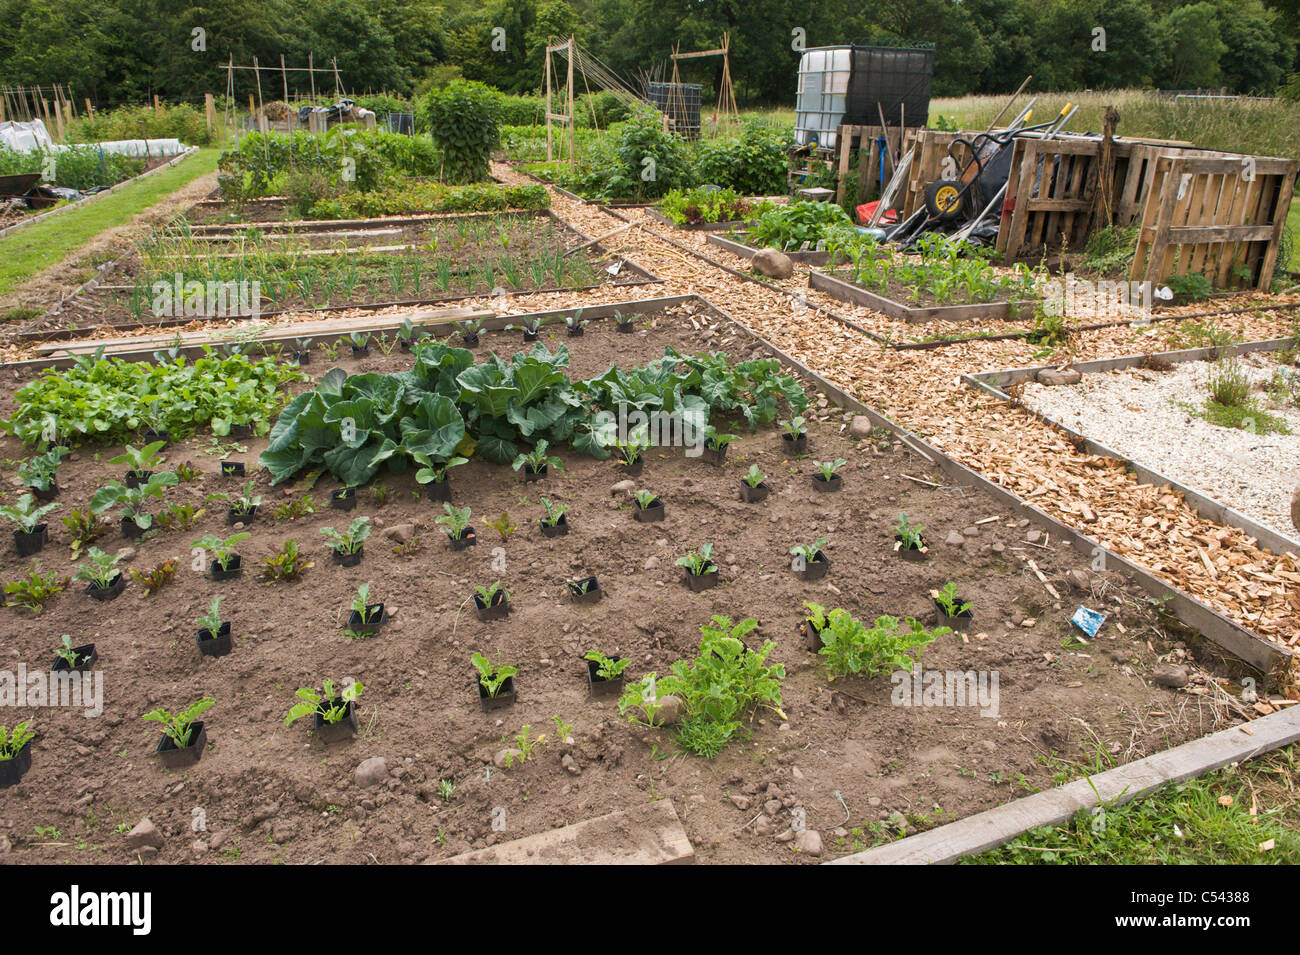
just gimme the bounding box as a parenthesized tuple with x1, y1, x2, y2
(30, 480, 58, 502)
(449, 528, 477, 551)
(87, 573, 126, 602)
(14, 524, 48, 557)
(587, 658, 624, 697)
(566, 325, 585, 337)
(351, 345, 370, 358)
(425, 479, 451, 503)
(803, 617, 825, 652)
(473, 591, 511, 621)
(295, 350, 311, 365)
(209, 556, 243, 581)
(478, 675, 516, 711)
(522, 463, 547, 483)
(143, 429, 170, 447)
(701, 442, 729, 467)
(739, 481, 771, 503)
(196, 623, 232, 658)
(795, 551, 831, 581)
(813, 473, 842, 493)
(462, 334, 480, 347)
(156, 724, 206, 769)
(634, 499, 665, 522)
(684, 564, 720, 592)
(121, 517, 146, 540)
(229, 424, 254, 440)
(227, 505, 257, 525)
(220, 461, 246, 478)
(616, 321, 635, 334)
(783, 433, 808, 454)
(523, 329, 539, 343)
(568, 576, 602, 605)
(124, 470, 151, 489)
(895, 536, 930, 562)
(0, 741, 33, 787)
(52, 643, 97, 673)
(539, 515, 569, 538)
(618, 458, 643, 477)
(313, 701, 357, 743)
(332, 547, 363, 567)
(330, 487, 357, 510)
(935, 599, 974, 631)
(347, 604, 386, 635)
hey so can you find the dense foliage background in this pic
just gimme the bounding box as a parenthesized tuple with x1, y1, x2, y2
(0, 0, 1297, 107)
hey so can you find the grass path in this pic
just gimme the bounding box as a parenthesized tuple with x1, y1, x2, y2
(0, 147, 219, 297)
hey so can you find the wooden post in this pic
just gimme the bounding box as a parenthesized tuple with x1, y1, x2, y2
(85, 98, 94, 119)
(153, 94, 160, 112)
(545, 46, 552, 162)
(1089, 106, 1120, 233)
(205, 93, 216, 131)
(566, 37, 575, 170)
(280, 54, 289, 103)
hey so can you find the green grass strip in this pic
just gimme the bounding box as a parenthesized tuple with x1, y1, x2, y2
(0, 147, 219, 297)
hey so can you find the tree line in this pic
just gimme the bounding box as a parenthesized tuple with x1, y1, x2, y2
(0, 0, 1295, 108)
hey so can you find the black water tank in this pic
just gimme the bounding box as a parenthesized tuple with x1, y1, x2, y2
(843, 42, 933, 128)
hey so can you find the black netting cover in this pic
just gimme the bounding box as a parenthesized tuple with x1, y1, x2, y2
(843, 45, 933, 128)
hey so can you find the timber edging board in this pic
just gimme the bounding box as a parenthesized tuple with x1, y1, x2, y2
(642, 207, 751, 232)
(962, 337, 1300, 559)
(705, 232, 830, 266)
(809, 269, 1032, 324)
(828, 702, 1300, 865)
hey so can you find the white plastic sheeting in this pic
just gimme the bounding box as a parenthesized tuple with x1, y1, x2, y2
(0, 119, 55, 152)
(0, 118, 186, 157)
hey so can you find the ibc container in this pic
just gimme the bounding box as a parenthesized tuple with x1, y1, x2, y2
(795, 42, 934, 150)
(795, 47, 852, 150)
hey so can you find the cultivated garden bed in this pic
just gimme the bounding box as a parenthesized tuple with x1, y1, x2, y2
(0, 302, 1243, 864)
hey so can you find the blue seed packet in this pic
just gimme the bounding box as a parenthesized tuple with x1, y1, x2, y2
(1071, 606, 1108, 639)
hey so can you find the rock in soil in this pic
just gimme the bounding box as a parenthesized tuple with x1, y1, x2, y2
(126, 818, 164, 851)
(794, 829, 823, 856)
(650, 695, 683, 726)
(355, 757, 390, 788)
(1152, 664, 1190, 688)
(849, 415, 873, 438)
(1292, 483, 1300, 532)
(752, 249, 793, 279)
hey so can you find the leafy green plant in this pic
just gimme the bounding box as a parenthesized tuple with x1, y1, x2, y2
(790, 537, 830, 566)
(0, 493, 59, 533)
(780, 416, 806, 438)
(207, 479, 261, 515)
(274, 495, 316, 523)
(805, 604, 948, 679)
(197, 597, 223, 635)
(54, 635, 84, 668)
(436, 503, 472, 539)
(4, 563, 67, 612)
(512, 439, 563, 474)
(741, 464, 767, 488)
(585, 650, 628, 681)
(932, 583, 968, 617)
(73, 547, 123, 590)
(175, 461, 203, 483)
(193, 532, 250, 570)
(108, 440, 166, 474)
(142, 697, 214, 750)
(90, 472, 179, 530)
(675, 542, 717, 576)
(563, 311, 588, 332)
(419, 80, 503, 184)
(17, 445, 68, 491)
(748, 201, 851, 251)
(507, 315, 550, 336)
(1166, 272, 1214, 301)
(285, 679, 363, 726)
(620, 615, 785, 757)
(614, 430, 650, 466)
(413, 454, 468, 485)
(350, 583, 379, 622)
(539, 497, 567, 526)
(320, 516, 371, 555)
(472, 651, 516, 698)
(895, 512, 926, 550)
(473, 580, 510, 606)
(0, 721, 35, 760)
(634, 489, 660, 510)
(703, 426, 739, 450)
(261, 540, 311, 581)
(155, 501, 204, 532)
(813, 458, 847, 481)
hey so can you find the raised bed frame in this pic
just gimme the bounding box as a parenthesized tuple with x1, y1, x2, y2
(705, 231, 830, 267)
(808, 268, 1032, 324)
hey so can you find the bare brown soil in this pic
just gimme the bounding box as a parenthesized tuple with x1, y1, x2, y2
(0, 307, 1236, 864)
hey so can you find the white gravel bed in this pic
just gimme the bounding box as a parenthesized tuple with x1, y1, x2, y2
(1023, 352, 1300, 547)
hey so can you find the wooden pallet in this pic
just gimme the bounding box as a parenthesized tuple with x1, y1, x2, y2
(996, 137, 1103, 262)
(1131, 154, 1298, 290)
(833, 124, 919, 207)
(899, 130, 974, 220)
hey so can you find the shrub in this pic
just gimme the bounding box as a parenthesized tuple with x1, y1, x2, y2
(574, 91, 634, 129)
(605, 112, 693, 200)
(0, 144, 144, 192)
(498, 94, 544, 126)
(284, 169, 337, 218)
(67, 102, 214, 147)
(418, 80, 503, 184)
(693, 123, 791, 195)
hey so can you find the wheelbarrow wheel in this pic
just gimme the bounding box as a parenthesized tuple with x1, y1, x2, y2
(924, 180, 965, 222)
